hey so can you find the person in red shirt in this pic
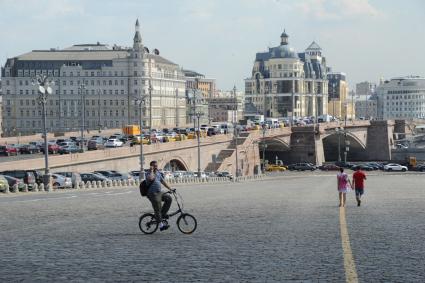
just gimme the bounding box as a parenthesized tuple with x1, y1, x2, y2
(352, 167, 367, 206)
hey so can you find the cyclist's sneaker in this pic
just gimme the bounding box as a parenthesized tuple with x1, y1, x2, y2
(159, 222, 170, 231)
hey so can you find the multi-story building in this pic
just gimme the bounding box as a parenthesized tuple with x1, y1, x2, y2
(377, 76, 425, 120)
(182, 69, 216, 99)
(327, 72, 355, 120)
(356, 81, 376, 97)
(355, 98, 377, 119)
(245, 31, 329, 119)
(208, 95, 244, 123)
(0, 95, 3, 137)
(183, 69, 216, 126)
(1, 20, 187, 135)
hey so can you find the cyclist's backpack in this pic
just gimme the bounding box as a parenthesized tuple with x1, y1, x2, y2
(139, 180, 152, 197)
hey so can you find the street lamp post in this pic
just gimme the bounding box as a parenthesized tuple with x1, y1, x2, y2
(336, 127, 342, 162)
(148, 80, 153, 131)
(175, 88, 179, 128)
(194, 111, 204, 178)
(136, 97, 146, 180)
(79, 83, 86, 152)
(97, 89, 102, 132)
(262, 125, 267, 173)
(232, 85, 239, 177)
(32, 74, 54, 188)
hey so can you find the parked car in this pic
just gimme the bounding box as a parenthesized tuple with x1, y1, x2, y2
(55, 172, 82, 188)
(94, 170, 120, 180)
(266, 164, 287, 172)
(288, 163, 317, 171)
(51, 173, 72, 189)
(216, 171, 233, 179)
(173, 170, 186, 179)
(207, 127, 217, 136)
(334, 161, 356, 169)
(107, 170, 134, 181)
(0, 145, 18, 156)
(29, 141, 43, 149)
(0, 170, 36, 188)
(19, 144, 40, 154)
(58, 141, 77, 148)
(351, 164, 374, 171)
(104, 139, 124, 148)
(80, 173, 110, 182)
(0, 175, 10, 192)
(88, 138, 105, 150)
(3, 175, 25, 191)
(194, 171, 208, 178)
(414, 164, 425, 172)
(130, 135, 150, 146)
(318, 164, 340, 171)
(40, 142, 60, 154)
(26, 170, 44, 185)
(384, 163, 408, 172)
(110, 134, 127, 143)
(366, 162, 384, 170)
(58, 145, 81, 154)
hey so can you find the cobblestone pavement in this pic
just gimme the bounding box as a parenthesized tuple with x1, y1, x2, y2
(0, 173, 424, 282)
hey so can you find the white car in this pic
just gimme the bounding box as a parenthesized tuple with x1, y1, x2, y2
(51, 173, 72, 188)
(104, 139, 124, 148)
(384, 163, 408, 172)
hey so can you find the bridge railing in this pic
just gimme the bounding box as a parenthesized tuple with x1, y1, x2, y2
(0, 175, 266, 195)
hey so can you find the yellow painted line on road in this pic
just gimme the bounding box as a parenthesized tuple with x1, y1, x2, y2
(339, 208, 359, 283)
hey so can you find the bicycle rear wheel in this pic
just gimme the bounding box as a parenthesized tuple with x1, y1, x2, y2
(177, 213, 197, 234)
(139, 213, 158, 234)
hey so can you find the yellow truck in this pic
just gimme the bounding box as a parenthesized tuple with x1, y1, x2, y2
(122, 125, 140, 136)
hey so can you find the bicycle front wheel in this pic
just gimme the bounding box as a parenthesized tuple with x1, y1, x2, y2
(177, 213, 197, 234)
(139, 213, 158, 234)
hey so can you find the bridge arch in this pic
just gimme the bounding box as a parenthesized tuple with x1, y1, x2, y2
(162, 158, 189, 172)
(322, 132, 367, 161)
(260, 137, 291, 166)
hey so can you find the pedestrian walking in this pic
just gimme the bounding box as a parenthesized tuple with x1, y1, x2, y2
(352, 167, 367, 206)
(337, 167, 352, 207)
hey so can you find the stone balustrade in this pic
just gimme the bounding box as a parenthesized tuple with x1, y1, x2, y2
(1, 174, 265, 194)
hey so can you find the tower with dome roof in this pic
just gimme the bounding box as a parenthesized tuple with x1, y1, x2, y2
(244, 31, 329, 120)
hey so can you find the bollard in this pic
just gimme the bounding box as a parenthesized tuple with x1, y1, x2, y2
(101, 180, 107, 188)
(32, 183, 39, 192)
(12, 184, 19, 193)
(46, 183, 52, 192)
(135, 179, 140, 187)
(86, 181, 92, 189)
(91, 181, 97, 189)
(121, 180, 126, 186)
(4, 184, 10, 194)
(96, 181, 102, 188)
(39, 183, 45, 192)
(23, 184, 29, 193)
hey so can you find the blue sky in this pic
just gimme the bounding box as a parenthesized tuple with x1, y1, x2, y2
(0, 0, 424, 90)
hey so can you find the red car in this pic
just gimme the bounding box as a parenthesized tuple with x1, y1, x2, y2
(0, 145, 18, 156)
(40, 143, 60, 154)
(319, 164, 340, 171)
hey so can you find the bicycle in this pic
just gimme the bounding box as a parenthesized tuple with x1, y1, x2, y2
(139, 190, 197, 234)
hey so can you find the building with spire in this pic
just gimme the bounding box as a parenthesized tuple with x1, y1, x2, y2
(245, 31, 329, 120)
(1, 20, 186, 135)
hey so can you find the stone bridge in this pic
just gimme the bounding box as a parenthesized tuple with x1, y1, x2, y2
(1, 121, 397, 176)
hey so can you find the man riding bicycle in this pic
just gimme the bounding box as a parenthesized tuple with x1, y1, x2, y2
(145, 160, 174, 231)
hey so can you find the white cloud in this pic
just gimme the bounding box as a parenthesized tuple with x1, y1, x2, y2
(287, 0, 383, 21)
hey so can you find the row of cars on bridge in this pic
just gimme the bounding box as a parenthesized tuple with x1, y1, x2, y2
(265, 161, 425, 172)
(0, 168, 234, 192)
